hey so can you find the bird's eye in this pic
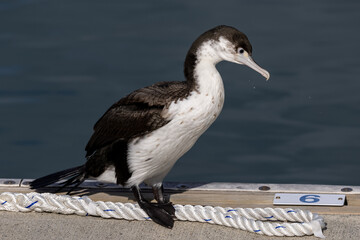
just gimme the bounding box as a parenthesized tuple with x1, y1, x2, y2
(239, 48, 245, 54)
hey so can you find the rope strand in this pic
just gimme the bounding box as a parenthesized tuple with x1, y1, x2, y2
(0, 192, 325, 238)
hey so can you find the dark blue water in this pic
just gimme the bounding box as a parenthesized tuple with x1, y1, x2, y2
(1, 0, 360, 185)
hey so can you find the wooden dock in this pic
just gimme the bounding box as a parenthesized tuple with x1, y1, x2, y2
(1, 179, 360, 239)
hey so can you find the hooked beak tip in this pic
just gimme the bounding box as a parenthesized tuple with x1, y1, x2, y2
(264, 71, 270, 81)
(240, 55, 270, 81)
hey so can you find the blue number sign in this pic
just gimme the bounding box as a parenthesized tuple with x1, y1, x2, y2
(273, 193, 345, 206)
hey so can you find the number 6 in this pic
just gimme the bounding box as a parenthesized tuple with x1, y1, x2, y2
(299, 194, 320, 203)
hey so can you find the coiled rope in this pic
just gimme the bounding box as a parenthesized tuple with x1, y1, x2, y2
(0, 192, 325, 238)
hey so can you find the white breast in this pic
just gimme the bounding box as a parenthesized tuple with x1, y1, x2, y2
(126, 58, 225, 187)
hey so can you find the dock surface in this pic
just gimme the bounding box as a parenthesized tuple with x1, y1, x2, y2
(1, 180, 360, 239)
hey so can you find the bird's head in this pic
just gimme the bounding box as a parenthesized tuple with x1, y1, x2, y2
(187, 25, 270, 80)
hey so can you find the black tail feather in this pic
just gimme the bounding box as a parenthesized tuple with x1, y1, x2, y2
(55, 174, 84, 194)
(30, 165, 86, 190)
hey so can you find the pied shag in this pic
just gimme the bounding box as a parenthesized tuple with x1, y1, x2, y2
(30, 25, 270, 228)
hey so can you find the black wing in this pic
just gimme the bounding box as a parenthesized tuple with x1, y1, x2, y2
(85, 81, 190, 157)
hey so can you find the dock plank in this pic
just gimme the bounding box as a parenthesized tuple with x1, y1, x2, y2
(1, 186, 359, 215)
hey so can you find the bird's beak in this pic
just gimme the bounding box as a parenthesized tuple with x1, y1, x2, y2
(236, 52, 270, 80)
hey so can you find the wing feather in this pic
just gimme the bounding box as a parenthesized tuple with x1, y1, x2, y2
(85, 81, 189, 157)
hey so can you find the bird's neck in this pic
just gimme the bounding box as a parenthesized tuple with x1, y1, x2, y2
(184, 42, 223, 92)
(182, 51, 225, 135)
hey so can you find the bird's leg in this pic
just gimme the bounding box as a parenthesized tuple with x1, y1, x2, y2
(152, 184, 175, 217)
(131, 185, 174, 229)
(131, 185, 148, 203)
(152, 184, 165, 203)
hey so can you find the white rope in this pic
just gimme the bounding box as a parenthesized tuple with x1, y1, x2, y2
(0, 192, 325, 238)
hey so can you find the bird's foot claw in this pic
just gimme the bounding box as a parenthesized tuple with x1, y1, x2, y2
(153, 202, 176, 218)
(139, 201, 175, 229)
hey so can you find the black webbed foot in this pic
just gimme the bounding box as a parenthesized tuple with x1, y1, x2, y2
(153, 202, 176, 218)
(138, 201, 174, 229)
(132, 185, 175, 229)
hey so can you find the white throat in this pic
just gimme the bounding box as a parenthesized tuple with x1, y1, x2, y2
(192, 39, 226, 110)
